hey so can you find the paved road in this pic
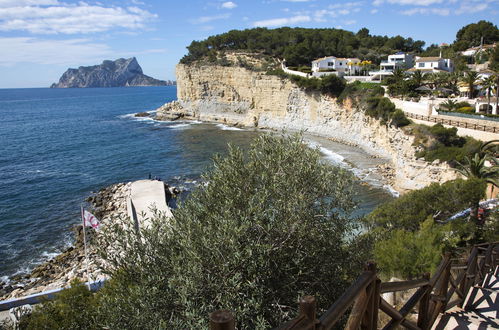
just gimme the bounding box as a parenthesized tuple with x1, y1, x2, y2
(126, 179, 173, 229)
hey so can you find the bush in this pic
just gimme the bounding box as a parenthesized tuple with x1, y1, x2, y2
(366, 178, 486, 233)
(410, 123, 480, 165)
(319, 74, 346, 97)
(365, 96, 396, 123)
(20, 280, 99, 330)
(390, 109, 411, 128)
(95, 134, 369, 329)
(368, 178, 486, 279)
(374, 217, 472, 279)
(289, 74, 346, 97)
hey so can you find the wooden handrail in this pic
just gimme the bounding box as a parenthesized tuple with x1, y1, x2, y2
(210, 242, 499, 329)
(380, 278, 429, 293)
(318, 270, 376, 328)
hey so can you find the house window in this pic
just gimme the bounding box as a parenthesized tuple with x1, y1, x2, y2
(418, 63, 424, 68)
(328, 62, 334, 66)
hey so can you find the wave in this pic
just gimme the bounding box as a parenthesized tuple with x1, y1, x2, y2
(306, 141, 400, 197)
(383, 185, 400, 197)
(169, 123, 192, 130)
(306, 141, 346, 165)
(216, 123, 244, 131)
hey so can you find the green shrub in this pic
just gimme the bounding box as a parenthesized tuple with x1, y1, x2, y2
(374, 217, 473, 279)
(455, 101, 472, 108)
(365, 96, 396, 123)
(95, 134, 369, 329)
(457, 106, 474, 112)
(366, 178, 486, 233)
(297, 65, 312, 73)
(20, 280, 99, 330)
(319, 74, 346, 97)
(390, 109, 411, 128)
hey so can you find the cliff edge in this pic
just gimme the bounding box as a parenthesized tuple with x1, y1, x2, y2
(157, 55, 457, 192)
(51, 57, 175, 88)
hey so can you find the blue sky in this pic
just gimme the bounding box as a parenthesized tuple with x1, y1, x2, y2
(0, 0, 497, 88)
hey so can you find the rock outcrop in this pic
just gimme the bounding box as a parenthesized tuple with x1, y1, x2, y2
(0, 183, 131, 300)
(156, 60, 457, 192)
(51, 57, 175, 88)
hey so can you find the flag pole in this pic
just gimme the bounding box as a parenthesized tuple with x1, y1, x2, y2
(81, 205, 91, 290)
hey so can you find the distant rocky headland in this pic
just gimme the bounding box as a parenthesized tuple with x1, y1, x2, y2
(50, 57, 175, 88)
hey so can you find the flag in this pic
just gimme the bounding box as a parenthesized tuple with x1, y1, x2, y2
(83, 209, 100, 229)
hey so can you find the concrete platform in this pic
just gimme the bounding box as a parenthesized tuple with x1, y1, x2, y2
(126, 180, 173, 229)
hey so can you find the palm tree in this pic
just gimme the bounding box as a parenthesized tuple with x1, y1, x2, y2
(480, 76, 495, 113)
(440, 99, 457, 111)
(392, 68, 406, 83)
(457, 140, 499, 223)
(461, 71, 480, 99)
(494, 73, 499, 114)
(447, 71, 461, 94)
(411, 70, 424, 87)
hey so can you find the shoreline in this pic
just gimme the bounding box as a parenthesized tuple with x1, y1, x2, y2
(0, 116, 399, 301)
(0, 183, 131, 301)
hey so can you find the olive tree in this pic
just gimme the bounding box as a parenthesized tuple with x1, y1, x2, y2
(96, 134, 370, 329)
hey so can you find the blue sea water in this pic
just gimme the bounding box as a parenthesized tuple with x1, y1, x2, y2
(0, 86, 393, 280)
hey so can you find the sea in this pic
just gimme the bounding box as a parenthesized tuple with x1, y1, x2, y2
(0, 86, 394, 281)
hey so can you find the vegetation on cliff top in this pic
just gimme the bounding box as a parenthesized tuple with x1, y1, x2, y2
(180, 21, 498, 68)
(180, 27, 426, 67)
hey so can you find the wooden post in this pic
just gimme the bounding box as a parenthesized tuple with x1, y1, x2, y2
(417, 273, 431, 329)
(299, 295, 317, 324)
(210, 310, 235, 330)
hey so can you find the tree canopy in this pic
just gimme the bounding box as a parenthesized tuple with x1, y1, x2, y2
(455, 20, 499, 50)
(180, 27, 425, 66)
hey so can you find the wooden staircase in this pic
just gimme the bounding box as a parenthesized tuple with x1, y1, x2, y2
(209, 242, 499, 329)
(432, 266, 499, 329)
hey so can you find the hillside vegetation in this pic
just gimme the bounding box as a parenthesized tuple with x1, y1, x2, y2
(181, 27, 425, 67)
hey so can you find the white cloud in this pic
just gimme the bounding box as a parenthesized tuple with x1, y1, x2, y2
(400, 7, 450, 14)
(0, 0, 59, 7)
(253, 15, 311, 27)
(221, 1, 237, 9)
(374, 0, 444, 5)
(280, 0, 314, 2)
(0, 37, 168, 66)
(370, 8, 378, 13)
(343, 19, 357, 25)
(0, 2, 157, 34)
(329, 1, 363, 9)
(455, 1, 488, 14)
(189, 13, 231, 24)
(0, 37, 113, 66)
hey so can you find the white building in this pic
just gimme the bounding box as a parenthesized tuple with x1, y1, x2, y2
(369, 52, 414, 80)
(311, 56, 361, 77)
(461, 43, 496, 57)
(409, 56, 454, 73)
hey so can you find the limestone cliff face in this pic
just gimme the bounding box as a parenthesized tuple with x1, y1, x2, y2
(157, 62, 457, 192)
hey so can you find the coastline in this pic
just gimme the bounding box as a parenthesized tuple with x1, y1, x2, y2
(158, 62, 458, 192)
(0, 183, 131, 301)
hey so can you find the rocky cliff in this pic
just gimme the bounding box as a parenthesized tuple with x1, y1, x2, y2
(157, 59, 457, 192)
(51, 57, 175, 88)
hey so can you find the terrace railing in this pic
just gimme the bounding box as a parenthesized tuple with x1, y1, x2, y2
(209, 242, 499, 329)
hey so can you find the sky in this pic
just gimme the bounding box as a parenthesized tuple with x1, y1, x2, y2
(0, 0, 497, 88)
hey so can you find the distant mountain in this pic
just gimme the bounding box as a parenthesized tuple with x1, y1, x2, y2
(51, 57, 175, 88)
